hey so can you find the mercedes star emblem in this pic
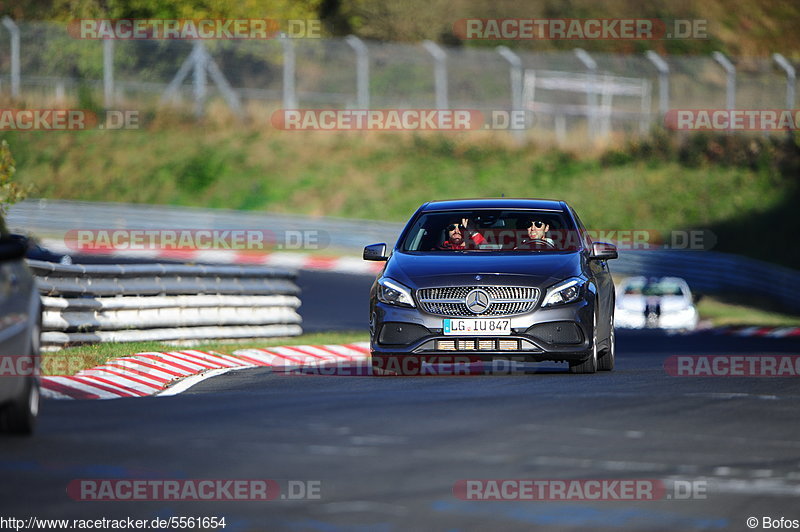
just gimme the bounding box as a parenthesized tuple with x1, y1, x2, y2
(465, 289, 491, 314)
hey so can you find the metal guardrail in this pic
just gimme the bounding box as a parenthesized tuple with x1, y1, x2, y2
(613, 250, 800, 313)
(28, 259, 302, 348)
(9, 199, 404, 252)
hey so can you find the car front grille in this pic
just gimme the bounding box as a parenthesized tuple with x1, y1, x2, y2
(436, 338, 521, 351)
(416, 286, 539, 317)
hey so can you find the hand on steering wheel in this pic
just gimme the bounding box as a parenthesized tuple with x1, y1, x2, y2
(521, 238, 555, 249)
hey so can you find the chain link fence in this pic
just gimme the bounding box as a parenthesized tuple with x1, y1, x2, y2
(0, 20, 798, 142)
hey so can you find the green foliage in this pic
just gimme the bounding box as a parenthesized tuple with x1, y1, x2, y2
(174, 149, 229, 192)
(0, 140, 28, 216)
(2, 0, 798, 58)
(614, 128, 800, 180)
(4, 122, 799, 268)
(11, 0, 323, 22)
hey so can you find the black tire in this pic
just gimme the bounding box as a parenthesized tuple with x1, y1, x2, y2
(598, 313, 615, 371)
(1, 315, 41, 435)
(371, 353, 403, 376)
(2, 377, 39, 435)
(569, 313, 598, 374)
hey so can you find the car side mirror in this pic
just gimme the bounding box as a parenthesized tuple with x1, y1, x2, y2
(363, 243, 389, 261)
(590, 241, 618, 260)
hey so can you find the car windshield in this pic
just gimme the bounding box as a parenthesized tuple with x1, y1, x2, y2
(624, 280, 686, 297)
(400, 210, 583, 252)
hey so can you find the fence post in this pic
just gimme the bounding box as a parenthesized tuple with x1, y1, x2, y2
(103, 39, 114, 108)
(645, 50, 670, 118)
(281, 34, 297, 109)
(192, 42, 208, 118)
(712, 51, 736, 110)
(422, 40, 448, 110)
(496, 45, 525, 139)
(1, 17, 20, 98)
(772, 53, 796, 109)
(574, 48, 598, 140)
(345, 35, 369, 109)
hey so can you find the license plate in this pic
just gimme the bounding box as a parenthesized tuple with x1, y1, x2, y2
(443, 318, 511, 335)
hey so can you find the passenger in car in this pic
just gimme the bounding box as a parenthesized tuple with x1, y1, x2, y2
(438, 218, 485, 250)
(516, 219, 556, 248)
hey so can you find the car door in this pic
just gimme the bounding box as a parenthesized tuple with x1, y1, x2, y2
(0, 235, 36, 403)
(570, 207, 614, 341)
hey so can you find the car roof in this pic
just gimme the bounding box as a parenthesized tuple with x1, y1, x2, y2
(620, 277, 692, 294)
(420, 198, 567, 211)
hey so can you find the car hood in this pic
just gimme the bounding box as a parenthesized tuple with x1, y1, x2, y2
(383, 251, 583, 289)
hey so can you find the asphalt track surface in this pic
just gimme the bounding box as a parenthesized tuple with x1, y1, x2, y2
(2, 271, 799, 532)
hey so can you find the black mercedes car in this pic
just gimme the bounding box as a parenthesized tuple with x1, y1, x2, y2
(364, 199, 618, 374)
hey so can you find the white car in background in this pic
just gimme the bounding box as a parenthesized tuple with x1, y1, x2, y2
(615, 277, 699, 331)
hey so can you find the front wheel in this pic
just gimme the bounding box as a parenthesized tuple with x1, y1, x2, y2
(370, 354, 398, 376)
(598, 313, 615, 371)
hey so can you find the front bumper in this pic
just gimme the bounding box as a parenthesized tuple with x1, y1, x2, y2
(370, 299, 595, 363)
(616, 308, 698, 330)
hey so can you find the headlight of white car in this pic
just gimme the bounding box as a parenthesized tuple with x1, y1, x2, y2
(377, 278, 415, 308)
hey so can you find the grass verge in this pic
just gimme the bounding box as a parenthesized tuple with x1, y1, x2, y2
(3, 124, 798, 268)
(697, 297, 800, 328)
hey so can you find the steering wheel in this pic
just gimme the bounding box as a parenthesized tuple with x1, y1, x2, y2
(519, 238, 556, 249)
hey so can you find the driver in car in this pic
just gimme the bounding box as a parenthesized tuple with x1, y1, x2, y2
(516, 219, 555, 248)
(439, 218, 485, 250)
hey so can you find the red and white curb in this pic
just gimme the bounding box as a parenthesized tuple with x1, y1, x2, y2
(41, 342, 371, 400)
(41, 238, 382, 275)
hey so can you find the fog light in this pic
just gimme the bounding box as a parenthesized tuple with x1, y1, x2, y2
(437, 340, 456, 351)
(498, 339, 518, 350)
(478, 339, 495, 350)
(457, 339, 476, 350)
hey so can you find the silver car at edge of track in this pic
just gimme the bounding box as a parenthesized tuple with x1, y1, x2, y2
(0, 233, 42, 435)
(615, 276, 699, 331)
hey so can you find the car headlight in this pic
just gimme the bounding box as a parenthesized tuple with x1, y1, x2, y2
(542, 278, 585, 307)
(377, 278, 415, 308)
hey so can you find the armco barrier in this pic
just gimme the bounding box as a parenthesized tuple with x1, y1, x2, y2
(28, 260, 302, 349)
(10, 199, 402, 252)
(613, 250, 800, 313)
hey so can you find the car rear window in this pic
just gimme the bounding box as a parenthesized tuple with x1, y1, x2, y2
(624, 280, 686, 297)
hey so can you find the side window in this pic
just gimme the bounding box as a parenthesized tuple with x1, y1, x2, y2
(568, 207, 592, 249)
